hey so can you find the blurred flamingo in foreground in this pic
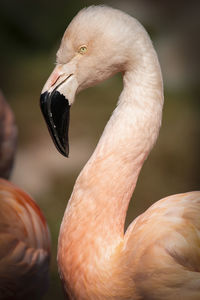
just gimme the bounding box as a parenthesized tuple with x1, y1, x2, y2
(0, 91, 50, 299)
(40, 6, 200, 300)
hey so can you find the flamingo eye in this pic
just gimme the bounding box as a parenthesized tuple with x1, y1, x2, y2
(78, 45, 87, 54)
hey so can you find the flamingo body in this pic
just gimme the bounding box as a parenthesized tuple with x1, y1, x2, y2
(40, 5, 200, 299)
(0, 179, 50, 300)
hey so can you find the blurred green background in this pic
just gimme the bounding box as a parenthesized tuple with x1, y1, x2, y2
(0, 0, 199, 299)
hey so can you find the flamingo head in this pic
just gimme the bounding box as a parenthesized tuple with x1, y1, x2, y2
(40, 6, 141, 156)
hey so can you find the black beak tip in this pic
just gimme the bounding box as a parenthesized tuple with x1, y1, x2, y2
(59, 145, 69, 158)
(40, 91, 70, 158)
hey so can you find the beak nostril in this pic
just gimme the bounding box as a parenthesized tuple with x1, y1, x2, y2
(51, 73, 61, 87)
(52, 74, 73, 94)
(51, 74, 73, 92)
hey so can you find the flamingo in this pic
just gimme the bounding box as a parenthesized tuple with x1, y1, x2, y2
(40, 6, 200, 300)
(0, 92, 51, 299)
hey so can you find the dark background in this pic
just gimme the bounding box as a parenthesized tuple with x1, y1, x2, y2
(0, 0, 199, 299)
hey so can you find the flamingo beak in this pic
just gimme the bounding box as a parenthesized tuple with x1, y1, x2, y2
(40, 90, 70, 157)
(40, 67, 78, 157)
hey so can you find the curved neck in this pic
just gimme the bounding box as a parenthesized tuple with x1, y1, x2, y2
(58, 40, 163, 298)
(61, 44, 163, 244)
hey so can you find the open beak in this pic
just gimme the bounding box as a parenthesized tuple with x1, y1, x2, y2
(40, 66, 78, 157)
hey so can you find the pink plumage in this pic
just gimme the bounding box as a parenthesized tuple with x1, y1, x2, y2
(41, 6, 200, 299)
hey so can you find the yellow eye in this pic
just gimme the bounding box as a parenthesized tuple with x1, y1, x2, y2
(78, 45, 87, 54)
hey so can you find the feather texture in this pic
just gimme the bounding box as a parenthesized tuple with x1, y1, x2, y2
(0, 179, 50, 299)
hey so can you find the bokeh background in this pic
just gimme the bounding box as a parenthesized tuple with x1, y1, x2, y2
(1, 0, 199, 298)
